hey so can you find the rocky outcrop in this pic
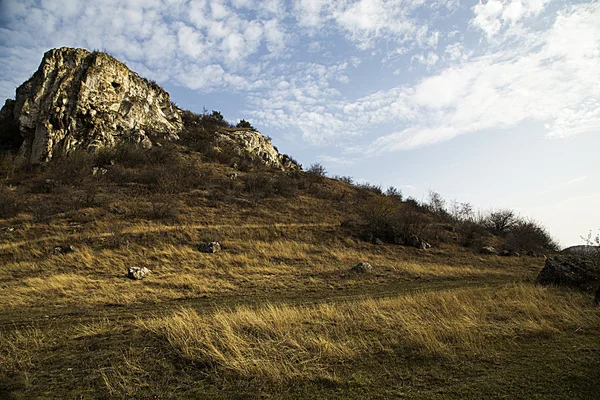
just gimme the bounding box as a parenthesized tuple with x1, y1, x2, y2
(1, 47, 299, 170)
(536, 255, 600, 291)
(1, 47, 182, 163)
(215, 128, 299, 170)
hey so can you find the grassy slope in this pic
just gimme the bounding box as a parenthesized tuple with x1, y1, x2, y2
(0, 158, 599, 399)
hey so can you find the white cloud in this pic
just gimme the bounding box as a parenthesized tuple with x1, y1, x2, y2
(412, 51, 439, 69)
(361, 3, 600, 153)
(472, 0, 551, 38)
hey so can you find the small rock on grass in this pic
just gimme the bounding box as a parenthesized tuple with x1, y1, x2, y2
(201, 241, 221, 253)
(351, 262, 373, 273)
(128, 267, 151, 280)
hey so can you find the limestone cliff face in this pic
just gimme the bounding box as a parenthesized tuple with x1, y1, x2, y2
(3, 47, 182, 163)
(1, 47, 297, 171)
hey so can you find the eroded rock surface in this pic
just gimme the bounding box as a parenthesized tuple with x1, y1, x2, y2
(1, 47, 300, 170)
(1, 47, 182, 163)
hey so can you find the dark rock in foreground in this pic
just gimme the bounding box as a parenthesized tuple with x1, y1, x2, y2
(536, 255, 600, 291)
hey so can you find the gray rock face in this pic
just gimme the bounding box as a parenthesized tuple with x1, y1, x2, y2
(201, 241, 221, 253)
(128, 267, 151, 280)
(536, 255, 600, 291)
(351, 262, 373, 273)
(2, 47, 182, 163)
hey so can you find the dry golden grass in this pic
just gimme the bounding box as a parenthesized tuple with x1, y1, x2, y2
(0, 217, 523, 311)
(141, 283, 599, 382)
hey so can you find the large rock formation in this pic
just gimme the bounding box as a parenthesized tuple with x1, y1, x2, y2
(0, 47, 296, 170)
(536, 255, 600, 291)
(1, 47, 182, 163)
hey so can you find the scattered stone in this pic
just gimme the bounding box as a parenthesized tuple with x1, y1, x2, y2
(227, 172, 238, 179)
(499, 250, 520, 257)
(201, 241, 221, 253)
(536, 255, 600, 291)
(372, 238, 384, 245)
(128, 267, 151, 280)
(480, 246, 498, 255)
(351, 262, 373, 273)
(52, 245, 77, 255)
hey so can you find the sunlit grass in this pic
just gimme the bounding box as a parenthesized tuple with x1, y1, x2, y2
(141, 283, 599, 382)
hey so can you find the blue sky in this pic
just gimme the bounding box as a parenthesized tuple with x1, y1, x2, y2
(0, 0, 599, 247)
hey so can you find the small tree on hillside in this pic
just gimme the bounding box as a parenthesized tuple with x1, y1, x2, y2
(386, 186, 403, 201)
(485, 208, 518, 235)
(427, 190, 447, 216)
(236, 119, 255, 130)
(307, 163, 327, 177)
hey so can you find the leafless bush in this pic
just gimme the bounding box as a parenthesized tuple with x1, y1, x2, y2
(503, 218, 559, 253)
(147, 198, 179, 221)
(333, 175, 354, 185)
(306, 163, 327, 177)
(484, 209, 518, 236)
(357, 195, 428, 243)
(244, 173, 276, 197)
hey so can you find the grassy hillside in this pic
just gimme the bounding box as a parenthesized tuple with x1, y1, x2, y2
(0, 118, 598, 399)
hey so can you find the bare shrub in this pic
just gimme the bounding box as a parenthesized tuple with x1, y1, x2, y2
(244, 173, 275, 197)
(358, 195, 428, 243)
(385, 186, 403, 201)
(456, 221, 491, 249)
(306, 163, 327, 177)
(485, 209, 518, 236)
(147, 198, 179, 221)
(333, 175, 354, 185)
(503, 218, 559, 253)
